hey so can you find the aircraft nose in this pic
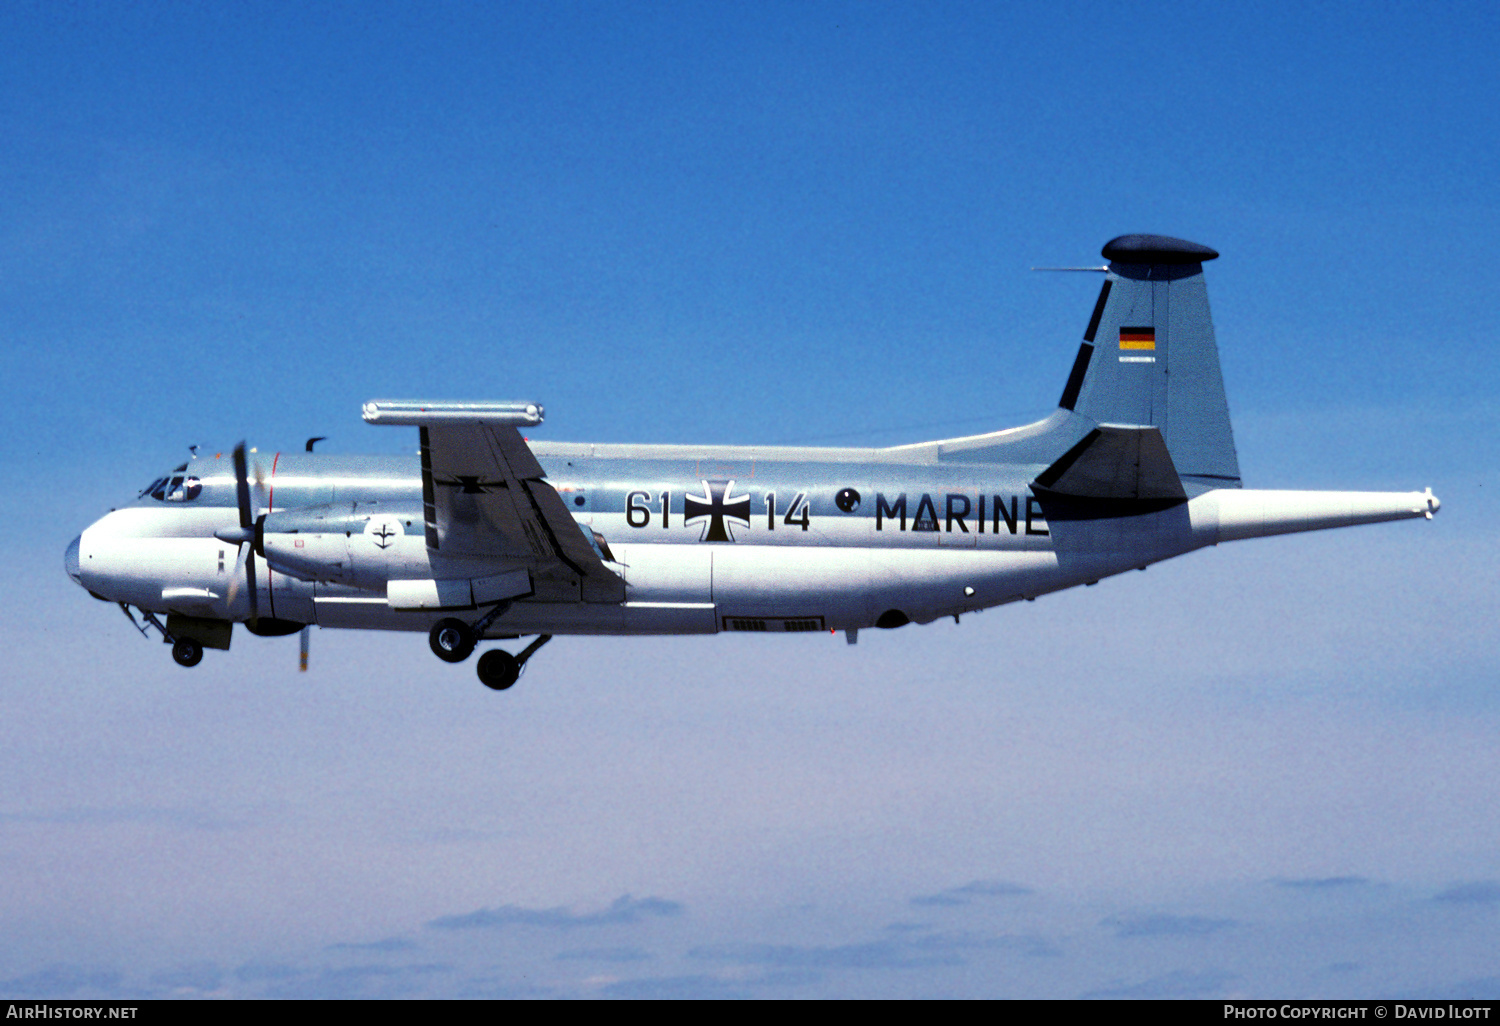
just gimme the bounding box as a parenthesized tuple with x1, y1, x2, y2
(65, 534, 82, 585)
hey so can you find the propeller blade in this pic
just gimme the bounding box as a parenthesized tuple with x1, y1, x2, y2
(226, 557, 240, 605)
(226, 539, 246, 606)
(244, 546, 260, 621)
(232, 442, 253, 532)
(299, 625, 310, 672)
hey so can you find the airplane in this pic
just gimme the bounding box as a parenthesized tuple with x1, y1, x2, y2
(65, 234, 1441, 691)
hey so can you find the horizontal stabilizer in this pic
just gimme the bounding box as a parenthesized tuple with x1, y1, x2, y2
(1032, 425, 1187, 518)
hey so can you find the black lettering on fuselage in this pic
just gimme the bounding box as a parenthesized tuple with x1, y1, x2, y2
(1025, 495, 1049, 535)
(624, 485, 1042, 539)
(994, 495, 1019, 534)
(870, 491, 1036, 536)
(911, 494, 939, 532)
(626, 490, 652, 528)
(876, 492, 907, 531)
(945, 493, 970, 533)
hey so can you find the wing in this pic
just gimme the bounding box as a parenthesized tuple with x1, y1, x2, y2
(362, 400, 624, 603)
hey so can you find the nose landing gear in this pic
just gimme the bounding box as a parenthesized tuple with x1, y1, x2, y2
(121, 602, 206, 668)
(172, 637, 203, 667)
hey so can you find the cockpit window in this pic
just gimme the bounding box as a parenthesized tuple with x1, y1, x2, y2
(142, 465, 202, 502)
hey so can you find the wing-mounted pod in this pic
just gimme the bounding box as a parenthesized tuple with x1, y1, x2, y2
(360, 400, 545, 428)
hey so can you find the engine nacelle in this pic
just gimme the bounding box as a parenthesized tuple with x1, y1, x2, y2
(259, 501, 426, 588)
(258, 501, 533, 594)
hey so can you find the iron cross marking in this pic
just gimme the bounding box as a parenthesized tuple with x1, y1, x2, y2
(684, 479, 751, 542)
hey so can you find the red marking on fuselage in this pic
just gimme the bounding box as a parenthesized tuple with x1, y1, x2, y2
(269, 452, 281, 512)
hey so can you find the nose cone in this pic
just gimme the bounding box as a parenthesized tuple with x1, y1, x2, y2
(65, 534, 82, 585)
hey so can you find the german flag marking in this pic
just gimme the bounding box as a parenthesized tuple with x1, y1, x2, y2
(1119, 326, 1156, 350)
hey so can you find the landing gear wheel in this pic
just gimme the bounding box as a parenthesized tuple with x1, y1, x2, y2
(429, 618, 476, 663)
(477, 649, 520, 691)
(172, 637, 203, 667)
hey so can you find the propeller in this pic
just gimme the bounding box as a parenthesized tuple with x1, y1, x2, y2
(215, 443, 313, 673)
(216, 442, 262, 622)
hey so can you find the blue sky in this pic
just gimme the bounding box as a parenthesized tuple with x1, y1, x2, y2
(2, 0, 1497, 998)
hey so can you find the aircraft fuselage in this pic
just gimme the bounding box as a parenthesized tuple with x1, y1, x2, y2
(66, 234, 1441, 686)
(71, 440, 1154, 638)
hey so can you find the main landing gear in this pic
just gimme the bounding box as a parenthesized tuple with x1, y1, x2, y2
(429, 618, 477, 662)
(427, 602, 551, 691)
(475, 635, 552, 691)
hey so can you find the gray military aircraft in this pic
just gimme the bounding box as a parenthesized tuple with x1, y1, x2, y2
(65, 235, 1440, 690)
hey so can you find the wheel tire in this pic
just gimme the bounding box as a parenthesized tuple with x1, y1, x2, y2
(172, 637, 203, 668)
(476, 649, 520, 691)
(429, 618, 476, 663)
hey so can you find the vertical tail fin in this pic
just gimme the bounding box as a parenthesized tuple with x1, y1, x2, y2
(1059, 235, 1241, 490)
